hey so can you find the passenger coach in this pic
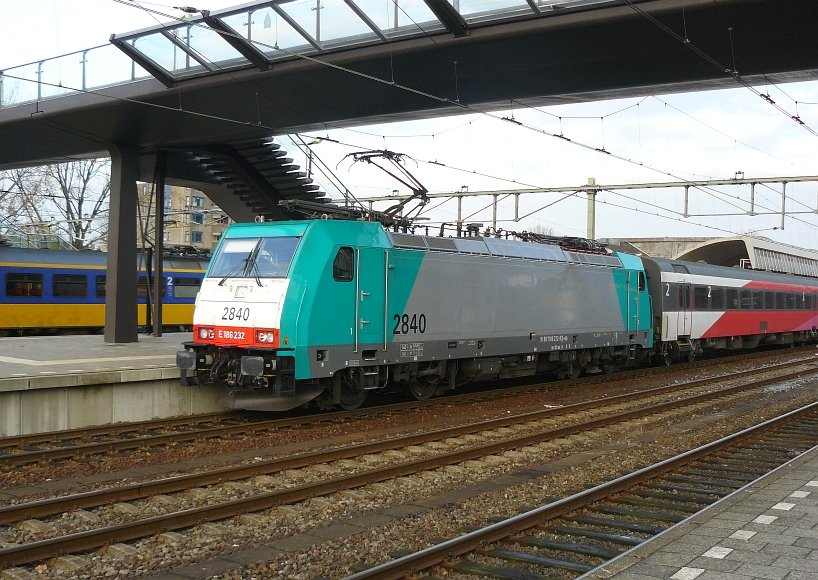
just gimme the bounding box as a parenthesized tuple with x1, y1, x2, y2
(0, 246, 207, 334)
(642, 257, 818, 362)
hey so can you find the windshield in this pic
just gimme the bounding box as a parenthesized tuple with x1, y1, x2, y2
(207, 236, 300, 279)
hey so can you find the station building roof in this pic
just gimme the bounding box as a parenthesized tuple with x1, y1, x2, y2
(677, 236, 818, 278)
(601, 236, 818, 279)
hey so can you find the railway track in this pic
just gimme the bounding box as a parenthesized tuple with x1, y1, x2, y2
(0, 357, 815, 571)
(0, 348, 811, 468)
(347, 402, 818, 579)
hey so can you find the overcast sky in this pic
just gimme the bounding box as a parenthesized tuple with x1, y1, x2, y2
(3, 0, 818, 249)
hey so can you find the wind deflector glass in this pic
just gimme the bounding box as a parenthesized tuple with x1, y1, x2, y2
(207, 236, 300, 279)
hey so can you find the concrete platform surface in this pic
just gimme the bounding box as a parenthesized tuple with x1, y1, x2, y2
(0, 333, 191, 379)
(590, 445, 818, 580)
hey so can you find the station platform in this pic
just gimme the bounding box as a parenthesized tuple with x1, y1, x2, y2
(0, 333, 188, 379)
(0, 333, 223, 437)
(592, 445, 818, 580)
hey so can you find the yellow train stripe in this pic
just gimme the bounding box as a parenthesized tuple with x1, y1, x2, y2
(0, 304, 195, 328)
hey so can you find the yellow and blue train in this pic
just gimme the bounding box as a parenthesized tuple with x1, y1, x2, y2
(0, 246, 208, 334)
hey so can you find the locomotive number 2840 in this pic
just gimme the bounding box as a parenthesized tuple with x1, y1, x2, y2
(222, 307, 250, 321)
(393, 313, 426, 334)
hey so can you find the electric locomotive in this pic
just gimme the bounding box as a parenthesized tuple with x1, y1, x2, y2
(176, 220, 653, 411)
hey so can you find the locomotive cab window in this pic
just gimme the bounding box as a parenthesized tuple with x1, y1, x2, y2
(208, 236, 299, 279)
(333, 247, 354, 282)
(6, 273, 43, 297)
(637, 272, 646, 291)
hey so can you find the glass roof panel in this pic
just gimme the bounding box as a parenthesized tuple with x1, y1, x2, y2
(351, 0, 442, 35)
(243, 6, 314, 56)
(394, 0, 442, 29)
(450, 0, 532, 20)
(278, 0, 320, 43)
(315, 0, 381, 46)
(169, 24, 250, 69)
(132, 31, 208, 77)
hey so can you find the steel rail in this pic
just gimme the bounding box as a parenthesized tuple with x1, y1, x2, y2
(0, 348, 806, 463)
(0, 360, 813, 524)
(0, 364, 815, 568)
(346, 401, 818, 579)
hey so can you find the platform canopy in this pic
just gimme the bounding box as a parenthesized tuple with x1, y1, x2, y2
(677, 237, 818, 278)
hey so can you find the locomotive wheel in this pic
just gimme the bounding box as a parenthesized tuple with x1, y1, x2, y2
(557, 364, 581, 380)
(601, 362, 619, 374)
(406, 380, 436, 401)
(338, 384, 368, 410)
(334, 373, 368, 410)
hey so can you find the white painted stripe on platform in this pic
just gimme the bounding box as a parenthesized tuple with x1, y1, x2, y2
(671, 568, 704, 580)
(702, 546, 732, 559)
(0, 355, 175, 366)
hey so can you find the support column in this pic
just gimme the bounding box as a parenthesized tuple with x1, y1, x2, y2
(153, 151, 167, 337)
(105, 144, 139, 343)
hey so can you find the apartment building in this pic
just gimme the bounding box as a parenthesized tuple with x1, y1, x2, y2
(138, 184, 229, 254)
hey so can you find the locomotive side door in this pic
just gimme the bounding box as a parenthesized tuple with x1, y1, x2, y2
(677, 282, 692, 337)
(355, 247, 387, 353)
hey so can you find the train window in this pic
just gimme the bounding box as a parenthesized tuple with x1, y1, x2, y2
(679, 285, 690, 309)
(694, 286, 709, 310)
(711, 287, 724, 310)
(174, 277, 201, 299)
(751, 290, 763, 310)
(6, 273, 43, 297)
(333, 247, 354, 282)
(740, 289, 752, 309)
(53, 274, 87, 298)
(96, 276, 106, 297)
(726, 288, 739, 310)
(138, 276, 166, 298)
(764, 292, 776, 310)
(797, 293, 806, 309)
(807, 294, 815, 310)
(786, 293, 797, 310)
(638, 272, 646, 291)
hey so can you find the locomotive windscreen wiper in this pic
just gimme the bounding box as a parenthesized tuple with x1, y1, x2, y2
(249, 260, 264, 286)
(218, 258, 249, 286)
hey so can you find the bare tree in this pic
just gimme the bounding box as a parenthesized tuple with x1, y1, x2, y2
(46, 160, 110, 249)
(0, 159, 110, 249)
(528, 223, 562, 237)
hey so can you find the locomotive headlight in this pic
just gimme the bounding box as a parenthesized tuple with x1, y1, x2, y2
(256, 330, 276, 344)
